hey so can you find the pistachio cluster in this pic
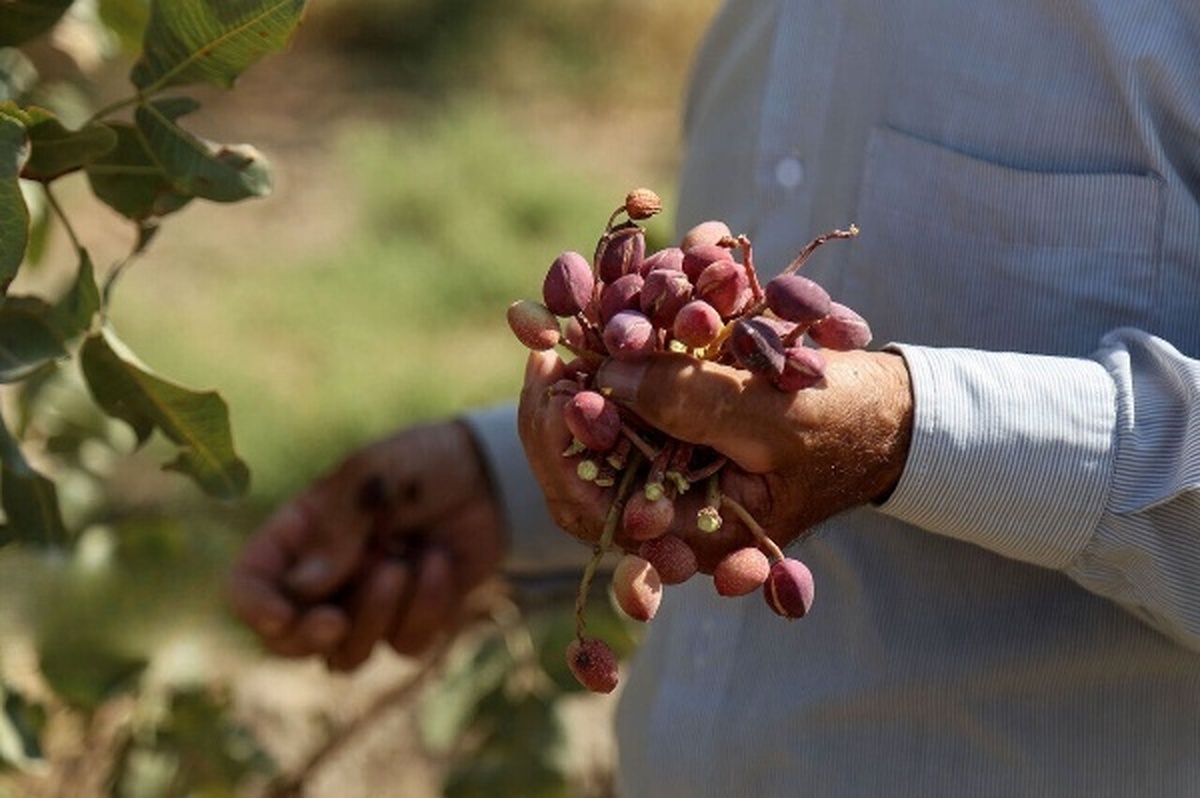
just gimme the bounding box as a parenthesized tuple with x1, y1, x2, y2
(508, 189, 869, 692)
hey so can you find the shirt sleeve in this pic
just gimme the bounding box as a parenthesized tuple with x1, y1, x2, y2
(879, 328, 1200, 650)
(459, 403, 593, 577)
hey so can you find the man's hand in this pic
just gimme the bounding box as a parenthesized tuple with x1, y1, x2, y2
(227, 420, 506, 671)
(518, 348, 912, 570)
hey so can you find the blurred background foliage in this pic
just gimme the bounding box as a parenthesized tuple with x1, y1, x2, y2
(1, 0, 720, 795)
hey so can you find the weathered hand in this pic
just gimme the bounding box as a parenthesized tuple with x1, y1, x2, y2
(517, 348, 912, 571)
(227, 419, 505, 670)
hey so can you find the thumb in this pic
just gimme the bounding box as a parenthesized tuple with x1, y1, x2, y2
(596, 352, 779, 468)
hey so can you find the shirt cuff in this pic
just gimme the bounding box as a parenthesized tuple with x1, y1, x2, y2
(460, 403, 592, 576)
(877, 344, 1117, 570)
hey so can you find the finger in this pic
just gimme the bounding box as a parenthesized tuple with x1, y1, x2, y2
(227, 516, 292, 621)
(596, 352, 787, 471)
(388, 547, 456, 657)
(518, 350, 565, 439)
(228, 502, 328, 634)
(517, 352, 613, 541)
(227, 569, 295, 638)
(261, 604, 349, 659)
(282, 495, 374, 600)
(325, 560, 410, 672)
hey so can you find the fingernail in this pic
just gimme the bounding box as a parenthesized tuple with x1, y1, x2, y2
(596, 359, 646, 404)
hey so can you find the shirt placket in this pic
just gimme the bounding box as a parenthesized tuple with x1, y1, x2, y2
(752, 1, 844, 273)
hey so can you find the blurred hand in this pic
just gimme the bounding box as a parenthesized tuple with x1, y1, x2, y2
(227, 419, 505, 671)
(518, 348, 912, 571)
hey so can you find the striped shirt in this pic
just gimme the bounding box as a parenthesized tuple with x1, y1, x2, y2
(467, 0, 1200, 794)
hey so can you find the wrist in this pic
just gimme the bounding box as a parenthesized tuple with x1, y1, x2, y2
(872, 350, 913, 502)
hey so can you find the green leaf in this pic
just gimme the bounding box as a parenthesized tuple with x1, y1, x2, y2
(0, 296, 67, 383)
(22, 190, 50, 265)
(0, 112, 29, 286)
(135, 97, 272, 203)
(0, 0, 74, 48)
(48, 247, 100, 339)
(16, 106, 118, 182)
(0, 410, 68, 547)
(84, 121, 193, 221)
(0, 249, 96, 385)
(130, 0, 308, 92)
(98, 0, 152, 55)
(79, 329, 250, 499)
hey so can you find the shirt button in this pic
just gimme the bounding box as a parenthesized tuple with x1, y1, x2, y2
(774, 155, 805, 189)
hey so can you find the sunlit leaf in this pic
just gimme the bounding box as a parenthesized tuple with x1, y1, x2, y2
(0, 0, 74, 48)
(13, 105, 118, 182)
(84, 121, 193, 221)
(0, 411, 67, 547)
(0, 112, 29, 285)
(80, 329, 250, 499)
(0, 296, 67, 383)
(22, 189, 50, 265)
(98, 0, 152, 56)
(135, 97, 272, 203)
(130, 0, 308, 92)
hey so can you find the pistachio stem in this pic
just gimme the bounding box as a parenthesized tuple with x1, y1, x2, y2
(575, 451, 644, 639)
(721, 494, 786, 562)
(780, 225, 859, 277)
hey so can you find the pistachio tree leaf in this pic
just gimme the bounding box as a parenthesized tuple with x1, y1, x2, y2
(0, 296, 66, 383)
(130, 0, 308, 92)
(15, 106, 118, 182)
(0, 113, 30, 286)
(84, 121, 193, 222)
(0, 249, 96, 386)
(98, 0, 152, 56)
(48, 247, 100, 340)
(135, 97, 271, 203)
(80, 330, 250, 500)
(0, 0, 74, 48)
(0, 411, 67, 548)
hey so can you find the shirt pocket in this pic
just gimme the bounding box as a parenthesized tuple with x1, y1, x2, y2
(843, 126, 1165, 356)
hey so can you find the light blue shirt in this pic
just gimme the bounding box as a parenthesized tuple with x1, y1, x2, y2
(468, 1, 1200, 794)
